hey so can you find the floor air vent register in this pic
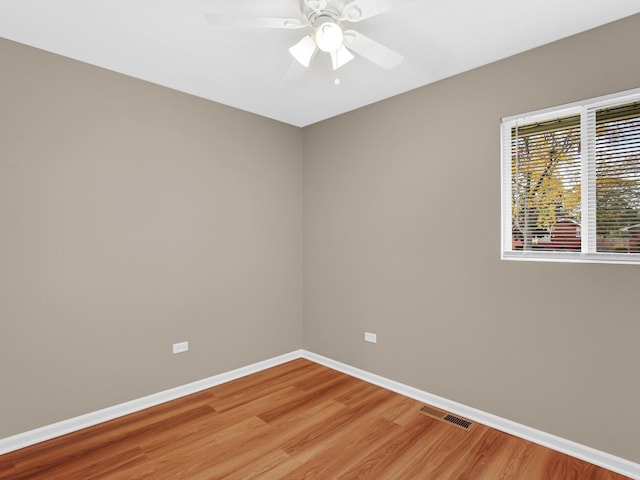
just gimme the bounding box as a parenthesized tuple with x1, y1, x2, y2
(419, 405, 475, 431)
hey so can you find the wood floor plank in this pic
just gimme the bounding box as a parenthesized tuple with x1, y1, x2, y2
(0, 457, 14, 480)
(336, 415, 441, 479)
(372, 419, 476, 479)
(138, 385, 301, 456)
(209, 360, 321, 411)
(494, 437, 551, 480)
(382, 395, 423, 425)
(9, 389, 216, 467)
(171, 402, 351, 480)
(279, 416, 401, 479)
(282, 392, 411, 467)
(0, 359, 632, 480)
(256, 376, 361, 424)
(220, 449, 298, 480)
(431, 428, 510, 479)
(11, 447, 147, 480)
(10, 404, 215, 479)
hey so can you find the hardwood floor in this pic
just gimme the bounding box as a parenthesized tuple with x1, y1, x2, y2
(0, 359, 631, 479)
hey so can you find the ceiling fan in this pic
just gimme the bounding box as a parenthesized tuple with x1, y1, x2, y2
(206, 0, 415, 72)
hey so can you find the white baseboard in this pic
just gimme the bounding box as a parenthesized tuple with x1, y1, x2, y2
(1, 348, 638, 479)
(0, 349, 304, 456)
(301, 350, 640, 480)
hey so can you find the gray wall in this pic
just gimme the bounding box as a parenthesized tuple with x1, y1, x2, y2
(303, 14, 640, 463)
(0, 38, 303, 437)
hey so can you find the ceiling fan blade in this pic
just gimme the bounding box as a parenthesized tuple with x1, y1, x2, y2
(205, 14, 306, 29)
(341, 0, 417, 22)
(289, 35, 317, 68)
(330, 45, 355, 70)
(343, 29, 403, 70)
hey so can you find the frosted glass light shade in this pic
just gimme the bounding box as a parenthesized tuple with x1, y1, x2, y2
(289, 35, 317, 67)
(315, 21, 343, 53)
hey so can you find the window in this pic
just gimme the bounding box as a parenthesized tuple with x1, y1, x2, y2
(501, 88, 640, 264)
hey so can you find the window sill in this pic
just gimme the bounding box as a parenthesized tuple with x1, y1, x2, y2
(501, 250, 640, 265)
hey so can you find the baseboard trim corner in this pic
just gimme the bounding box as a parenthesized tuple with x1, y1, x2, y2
(2, 348, 638, 479)
(0, 349, 304, 456)
(300, 350, 640, 480)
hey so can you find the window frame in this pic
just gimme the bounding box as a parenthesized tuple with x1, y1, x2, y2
(501, 87, 640, 265)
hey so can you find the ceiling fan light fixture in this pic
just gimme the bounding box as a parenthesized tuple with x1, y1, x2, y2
(314, 20, 344, 53)
(289, 35, 317, 67)
(330, 44, 354, 70)
(206, 1, 407, 73)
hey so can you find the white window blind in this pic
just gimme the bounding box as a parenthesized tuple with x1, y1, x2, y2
(501, 88, 640, 264)
(594, 103, 640, 253)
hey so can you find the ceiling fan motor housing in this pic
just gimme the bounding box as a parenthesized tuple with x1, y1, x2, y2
(301, 0, 343, 23)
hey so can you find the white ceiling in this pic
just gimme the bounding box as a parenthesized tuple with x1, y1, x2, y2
(1, 0, 639, 127)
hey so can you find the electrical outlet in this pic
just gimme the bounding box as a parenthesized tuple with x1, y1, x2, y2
(364, 332, 377, 343)
(172, 341, 189, 354)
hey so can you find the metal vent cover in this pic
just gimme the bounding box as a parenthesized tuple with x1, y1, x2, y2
(419, 405, 474, 431)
